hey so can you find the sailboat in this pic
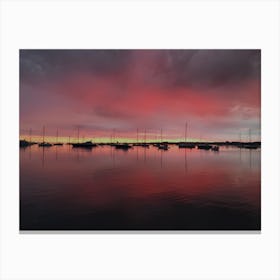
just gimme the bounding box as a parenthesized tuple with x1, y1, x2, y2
(158, 144, 169, 150)
(20, 128, 33, 147)
(139, 128, 149, 147)
(133, 128, 142, 146)
(178, 122, 195, 148)
(20, 139, 32, 147)
(133, 128, 149, 147)
(38, 126, 53, 147)
(243, 129, 259, 149)
(72, 141, 98, 148)
(157, 129, 169, 150)
(197, 144, 212, 150)
(211, 145, 219, 151)
(53, 128, 63, 146)
(115, 143, 133, 150)
(71, 127, 97, 148)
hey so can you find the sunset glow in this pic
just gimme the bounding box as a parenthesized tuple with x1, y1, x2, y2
(20, 50, 261, 143)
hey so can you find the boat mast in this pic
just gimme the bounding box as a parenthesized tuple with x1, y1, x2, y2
(249, 128, 251, 143)
(42, 125, 45, 143)
(185, 122, 187, 143)
(137, 128, 138, 144)
(161, 128, 163, 143)
(56, 128, 58, 143)
(144, 128, 146, 144)
(77, 127, 80, 143)
(29, 128, 32, 143)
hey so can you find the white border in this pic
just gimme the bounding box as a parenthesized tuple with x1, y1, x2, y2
(1, 1, 280, 280)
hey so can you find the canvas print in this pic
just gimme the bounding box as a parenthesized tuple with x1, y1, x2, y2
(20, 50, 261, 230)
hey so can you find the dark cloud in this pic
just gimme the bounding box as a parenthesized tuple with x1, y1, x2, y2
(20, 49, 260, 92)
(20, 49, 132, 84)
(156, 49, 260, 90)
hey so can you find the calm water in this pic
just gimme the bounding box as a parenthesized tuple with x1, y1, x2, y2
(20, 145, 261, 230)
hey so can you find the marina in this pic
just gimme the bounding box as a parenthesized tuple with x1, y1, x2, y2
(19, 49, 261, 231)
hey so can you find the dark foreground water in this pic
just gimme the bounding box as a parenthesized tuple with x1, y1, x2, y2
(20, 145, 261, 230)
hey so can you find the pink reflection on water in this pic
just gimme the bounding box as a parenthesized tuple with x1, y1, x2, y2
(20, 144, 260, 230)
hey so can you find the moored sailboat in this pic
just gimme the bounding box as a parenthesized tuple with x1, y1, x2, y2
(38, 126, 53, 147)
(115, 143, 132, 150)
(72, 141, 97, 148)
(177, 122, 195, 149)
(53, 128, 63, 146)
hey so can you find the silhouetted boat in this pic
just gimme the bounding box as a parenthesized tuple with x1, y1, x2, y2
(235, 142, 243, 148)
(20, 128, 36, 147)
(38, 142, 53, 147)
(242, 129, 260, 149)
(72, 141, 97, 148)
(197, 144, 212, 150)
(134, 129, 149, 147)
(115, 143, 132, 150)
(158, 144, 169, 150)
(53, 129, 63, 145)
(243, 143, 259, 149)
(157, 128, 169, 150)
(211, 145, 219, 151)
(139, 143, 149, 148)
(133, 128, 141, 146)
(108, 143, 117, 147)
(178, 122, 195, 149)
(178, 142, 195, 149)
(20, 139, 32, 147)
(38, 126, 52, 147)
(142, 129, 150, 147)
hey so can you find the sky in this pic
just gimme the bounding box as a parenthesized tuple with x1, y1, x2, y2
(20, 49, 261, 143)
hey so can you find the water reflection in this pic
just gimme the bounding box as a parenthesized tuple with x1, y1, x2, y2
(20, 145, 261, 230)
(184, 148, 188, 173)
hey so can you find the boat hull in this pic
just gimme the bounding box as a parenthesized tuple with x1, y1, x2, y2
(72, 142, 97, 148)
(178, 143, 195, 149)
